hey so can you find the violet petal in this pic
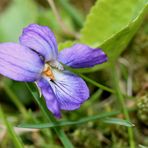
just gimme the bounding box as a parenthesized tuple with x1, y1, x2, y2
(0, 43, 44, 82)
(19, 24, 58, 62)
(45, 69, 90, 111)
(37, 78, 61, 118)
(58, 43, 108, 68)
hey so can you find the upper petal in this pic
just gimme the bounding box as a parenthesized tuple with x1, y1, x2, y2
(58, 44, 108, 68)
(37, 78, 61, 118)
(0, 43, 44, 82)
(45, 69, 90, 111)
(19, 24, 58, 62)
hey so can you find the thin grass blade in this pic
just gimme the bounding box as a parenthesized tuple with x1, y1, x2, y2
(102, 117, 134, 127)
(26, 83, 74, 148)
(19, 111, 119, 129)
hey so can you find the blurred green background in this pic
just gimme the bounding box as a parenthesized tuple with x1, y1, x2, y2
(0, 0, 148, 147)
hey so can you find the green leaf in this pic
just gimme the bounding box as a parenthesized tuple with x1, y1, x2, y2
(100, 6, 147, 63)
(0, 107, 24, 148)
(80, 0, 147, 62)
(18, 111, 119, 129)
(0, 0, 37, 42)
(81, 0, 147, 45)
(102, 117, 134, 127)
(58, 0, 147, 73)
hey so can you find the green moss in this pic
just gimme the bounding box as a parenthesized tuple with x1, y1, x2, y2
(137, 94, 148, 125)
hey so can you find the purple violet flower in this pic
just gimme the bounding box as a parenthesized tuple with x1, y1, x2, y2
(0, 24, 108, 118)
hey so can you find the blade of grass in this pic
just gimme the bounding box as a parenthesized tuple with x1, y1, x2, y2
(18, 111, 119, 129)
(26, 83, 74, 148)
(102, 117, 134, 127)
(112, 64, 135, 148)
(0, 106, 24, 148)
(80, 74, 115, 93)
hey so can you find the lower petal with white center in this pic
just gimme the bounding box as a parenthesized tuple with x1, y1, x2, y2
(37, 69, 89, 118)
(50, 69, 90, 110)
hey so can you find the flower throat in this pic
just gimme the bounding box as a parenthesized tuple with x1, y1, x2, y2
(43, 63, 55, 80)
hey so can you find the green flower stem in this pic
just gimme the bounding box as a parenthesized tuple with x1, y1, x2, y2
(80, 74, 115, 94)
(26, 83, 74, 148)
(112, 65, 135, 148)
